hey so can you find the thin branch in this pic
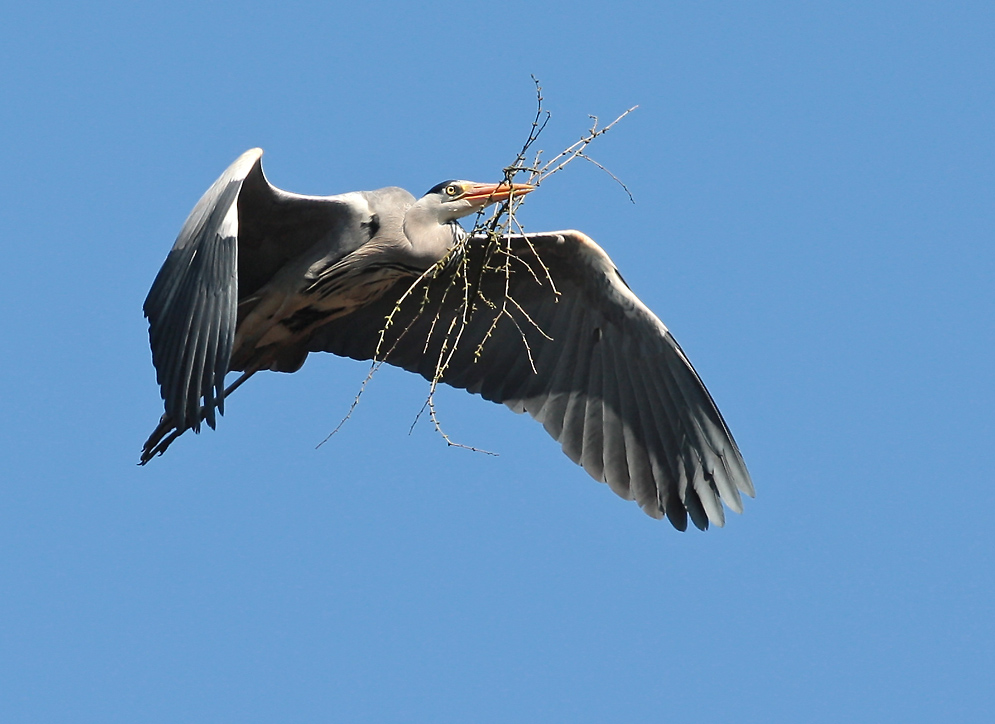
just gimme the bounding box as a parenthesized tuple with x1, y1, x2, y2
(315, 360, 383, 448)
(578, 152, 635, 204)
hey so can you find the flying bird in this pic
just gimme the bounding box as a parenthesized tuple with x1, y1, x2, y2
(141, 148, 752, 530)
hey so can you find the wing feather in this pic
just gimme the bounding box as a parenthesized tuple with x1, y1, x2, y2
(599, 327, 631, 499)
(579, 331, 607, 485)
(557, 303, 594, 469)
(626, 350, 677, 518)
(610, 331, 659, 516)
(530, 297, 585, 441)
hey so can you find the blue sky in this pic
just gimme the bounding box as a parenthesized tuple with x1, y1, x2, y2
(2, 1, 993, 722)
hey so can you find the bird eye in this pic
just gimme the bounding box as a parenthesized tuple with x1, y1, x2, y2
(445, 184, 460, 197)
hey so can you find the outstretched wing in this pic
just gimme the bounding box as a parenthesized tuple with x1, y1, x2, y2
(305, 230, 753, 530)
(144, 150, 258, 434)
(144, 148, 360, 437)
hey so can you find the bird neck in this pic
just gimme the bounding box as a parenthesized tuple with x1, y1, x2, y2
(401, 204, 465, 268)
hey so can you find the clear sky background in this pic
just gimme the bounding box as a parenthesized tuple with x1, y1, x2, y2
(2, 2, 993, 722)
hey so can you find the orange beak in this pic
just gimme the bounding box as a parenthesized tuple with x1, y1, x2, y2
(461, 181, 535, 206)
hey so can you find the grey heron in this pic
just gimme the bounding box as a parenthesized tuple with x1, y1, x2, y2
(141, 148, 753, 530)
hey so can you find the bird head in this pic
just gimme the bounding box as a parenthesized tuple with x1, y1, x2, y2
(421, 179, 534, 222)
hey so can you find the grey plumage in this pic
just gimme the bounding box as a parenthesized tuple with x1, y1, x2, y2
(142, 148, 753, 529)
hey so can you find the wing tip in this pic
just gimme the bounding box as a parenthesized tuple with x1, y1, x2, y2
(228, 148, 264, 178)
